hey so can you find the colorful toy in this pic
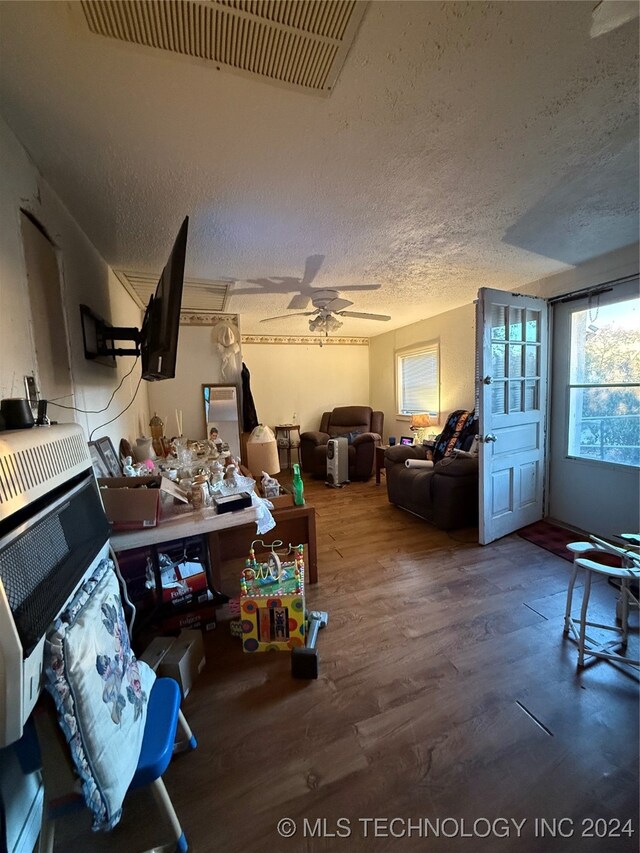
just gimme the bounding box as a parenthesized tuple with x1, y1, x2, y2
(240, 541, 305, 653)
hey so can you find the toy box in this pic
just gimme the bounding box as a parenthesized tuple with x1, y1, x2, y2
(240, 544, 305, 653)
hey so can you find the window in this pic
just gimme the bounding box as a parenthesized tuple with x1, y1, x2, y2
(396, 343, 439, 418)
(567, 296, 640, 468)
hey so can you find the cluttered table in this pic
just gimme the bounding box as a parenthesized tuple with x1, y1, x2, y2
(110, 494, 258, 552)
(111, 490, 318, 588)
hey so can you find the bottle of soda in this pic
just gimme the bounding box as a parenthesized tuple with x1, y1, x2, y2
(292, 463, 305, 506)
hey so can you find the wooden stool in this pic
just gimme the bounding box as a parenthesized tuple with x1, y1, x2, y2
(564, 541, 639, 668)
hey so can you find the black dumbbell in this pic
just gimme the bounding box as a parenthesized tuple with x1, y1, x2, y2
(291, 610, 328, 679)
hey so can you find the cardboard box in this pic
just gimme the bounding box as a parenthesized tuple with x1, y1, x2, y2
(100, 481, 160, 530)
(139, 635, 176, 671)
(158, 603, 217, 635)
(158, 629, 206, 697)
(97, 476, 160, 488)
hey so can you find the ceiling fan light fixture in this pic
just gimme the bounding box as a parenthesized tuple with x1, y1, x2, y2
(308, 313, 344, 335)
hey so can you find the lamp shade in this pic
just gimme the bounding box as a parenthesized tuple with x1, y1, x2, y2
(410, 413, 432, 430)
(246, 425, 280, 477)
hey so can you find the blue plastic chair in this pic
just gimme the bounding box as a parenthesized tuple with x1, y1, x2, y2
(129, 677, 190, 852)
(36, 677, 195, 853)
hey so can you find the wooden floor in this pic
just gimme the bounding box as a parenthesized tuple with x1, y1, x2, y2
(56, 476, 639, 852)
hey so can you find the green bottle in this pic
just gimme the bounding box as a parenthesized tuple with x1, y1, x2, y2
(292, 463, 305, 506)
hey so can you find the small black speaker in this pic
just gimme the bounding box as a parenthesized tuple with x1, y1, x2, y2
(0, 398, 34, 429)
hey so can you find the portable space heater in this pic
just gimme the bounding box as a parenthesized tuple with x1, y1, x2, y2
(326, 437, 349, 487)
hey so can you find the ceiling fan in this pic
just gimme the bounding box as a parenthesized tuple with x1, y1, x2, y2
(235, 255, 381, 309)
(260, 289, 391, 331)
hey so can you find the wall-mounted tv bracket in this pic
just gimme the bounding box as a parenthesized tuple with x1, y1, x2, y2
(80, 304, 141, 366)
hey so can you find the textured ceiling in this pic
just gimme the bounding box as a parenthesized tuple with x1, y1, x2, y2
(0, 1, 638, 337)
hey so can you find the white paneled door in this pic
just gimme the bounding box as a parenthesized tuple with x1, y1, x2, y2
(477, 288, 548, 545)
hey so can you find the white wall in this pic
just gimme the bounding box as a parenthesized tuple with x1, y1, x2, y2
(241, 341, 370, 434)
(0, 116, 148, 448)
(146, 323, 239, 440)
(0, 113, 150, 853)
(369, 303, 476, 442)
(521, 242, 639, 300)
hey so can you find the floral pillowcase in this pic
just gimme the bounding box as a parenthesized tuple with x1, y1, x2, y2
(44, 558, 156, 831)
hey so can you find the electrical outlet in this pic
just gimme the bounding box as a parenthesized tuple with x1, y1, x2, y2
(24, 375, 39, 408)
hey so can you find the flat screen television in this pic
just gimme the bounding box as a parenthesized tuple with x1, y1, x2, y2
(80, 216, 189, 381)
(141, 216, 189, 380)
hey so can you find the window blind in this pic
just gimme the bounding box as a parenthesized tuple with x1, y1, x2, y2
(398, 345, 439, 416)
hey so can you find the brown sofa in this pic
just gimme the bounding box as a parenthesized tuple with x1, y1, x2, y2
(300, 406, 383, 481)
(384, 410, 479, 529)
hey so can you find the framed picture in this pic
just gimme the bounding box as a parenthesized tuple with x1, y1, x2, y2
(96, 436, 121, 477)
(88, 442, 110, 478)
(400, 436, 414, 446)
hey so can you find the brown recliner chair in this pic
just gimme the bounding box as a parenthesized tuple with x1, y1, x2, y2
(384, 410, 478, 529)
(300, 406, 383, 481)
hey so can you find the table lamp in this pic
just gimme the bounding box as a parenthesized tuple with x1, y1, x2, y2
(246, 425, 280, 478)
(410, 413, 432, 445)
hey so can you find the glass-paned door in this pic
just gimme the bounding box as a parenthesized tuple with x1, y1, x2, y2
(478, 288, 548, 544)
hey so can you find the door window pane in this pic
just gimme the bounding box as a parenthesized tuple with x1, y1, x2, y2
(509, 381, 523, 413)
(491, 305, 506, 341)
(509, 307, 523, 341)
(492, 344, 506, 379)
(525, 309, 540, 342)
(509, 345, 523, 378)
(525, 380, 539, 411)
(525, 345, 539, 377)
(492, 382, 507, 415)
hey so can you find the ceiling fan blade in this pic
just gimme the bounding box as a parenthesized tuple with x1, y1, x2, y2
(288, 293, 311, 310)
(338, 310, 391, 321)
(325, 297, 353, 312)
(300, 254, 325, 288)
(339, 284, 381, 292)
(260, 311, 314, 322)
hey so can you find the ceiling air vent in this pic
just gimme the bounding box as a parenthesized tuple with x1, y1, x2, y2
(114, 271, 231, 313)
(78, 0, 368, 94)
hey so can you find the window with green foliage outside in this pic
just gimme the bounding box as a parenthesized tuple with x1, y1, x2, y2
(568, 296, 640, 467)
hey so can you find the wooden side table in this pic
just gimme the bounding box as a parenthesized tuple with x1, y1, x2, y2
(274, 424, 301, 469)
(375, 444, 388, 485)
(208, 503, 318, 585)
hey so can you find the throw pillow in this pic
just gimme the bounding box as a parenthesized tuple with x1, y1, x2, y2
(43, 558, 156, 831)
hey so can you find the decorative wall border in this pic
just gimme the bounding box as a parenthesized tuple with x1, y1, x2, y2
(241, 335, 369, 346)
(180, 312, 239, 326)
